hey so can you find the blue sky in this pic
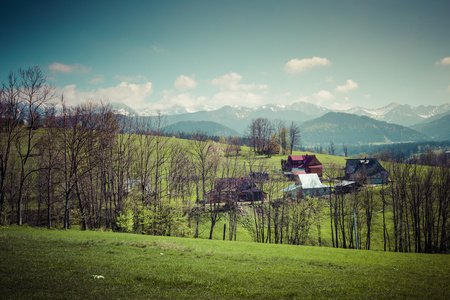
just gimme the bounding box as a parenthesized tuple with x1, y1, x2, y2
(1, 0, 449, 112)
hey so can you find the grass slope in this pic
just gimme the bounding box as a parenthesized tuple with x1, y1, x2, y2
(1, 226, 449, 299)
(166, 121, 241, 137)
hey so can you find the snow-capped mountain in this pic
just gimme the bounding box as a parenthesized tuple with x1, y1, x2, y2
(139, 103, 216, 116)
(343, 103, 450, 126)
(109, 101, 450, 134)
(110, 102, 139, 116)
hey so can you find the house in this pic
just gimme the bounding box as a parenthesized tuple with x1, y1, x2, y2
(281, 154, 323, 177)
(345, 158, 389, 184)
(282, 173, 330, 199)
(205, 177, 267, 203)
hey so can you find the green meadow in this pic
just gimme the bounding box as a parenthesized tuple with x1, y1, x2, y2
(1, 226, 449, 299)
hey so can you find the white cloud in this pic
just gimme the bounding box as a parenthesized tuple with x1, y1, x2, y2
(152, 92, 208, 111)
(115, 74, 147, 82)
(59, 81, 153, 109)
(284, 57, 331, 73)
(209, 72, 268, 107)
(212, 91, 265, 107)
(292, 96, 311, 104)
(87, 74, 104, 85)
(211, 72, 268, 91)
(48, 62, 91, 74)
(174, 75, 198, 90)
(436, 57, 450, 66)
(313, 90, 335, 102)
(335, 79, 359, 93)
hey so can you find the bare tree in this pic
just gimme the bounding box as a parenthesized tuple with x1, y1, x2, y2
(191, 132, 223, 238)
(329, 141, 335, 156)
(246, 118, 273, 156)
(14, 66, 55, 225)
(0, 72, 23, 224)
(342, 144, 348, 157)
(39, 105, 63, 228)
(288, 121, 300, 154)
(274, 119, 288, 155)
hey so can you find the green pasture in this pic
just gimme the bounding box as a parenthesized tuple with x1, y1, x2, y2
(1, 226, 448, 299)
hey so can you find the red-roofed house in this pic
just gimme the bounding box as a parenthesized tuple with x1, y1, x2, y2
(283, 154, 323, 177)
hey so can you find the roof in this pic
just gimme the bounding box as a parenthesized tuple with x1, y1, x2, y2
(297, 174, 329, 189)
(308, 165, 323, 169)
(281, 184, 301, 192)
(345, 158, 388, 177)
(288, 154, 322, 167)
(289, 155, 305, 161)
(213, 177, 263, 193)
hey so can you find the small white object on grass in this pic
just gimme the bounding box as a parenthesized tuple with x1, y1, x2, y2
(160, 253, 164, 255)
(93, 275, 105, 279)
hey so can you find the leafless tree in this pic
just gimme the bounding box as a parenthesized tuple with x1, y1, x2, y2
(14, 66, 55, 225)
(246, 118, 273, 156)
(38, 104, 63, 227)
(342, 144, 348, 157)
(0, 72, 23, 224)
(288, 121, 300, 154)
(191, 132, 223, 238)
(329, 141, 335, 156)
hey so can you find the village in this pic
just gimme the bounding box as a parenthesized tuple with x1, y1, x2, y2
(204, 154, 390, 204)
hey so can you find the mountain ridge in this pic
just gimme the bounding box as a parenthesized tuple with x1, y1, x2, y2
(112, 101, 450, 129)
(299, 112, 431, 146)
(110, 102, 449, 142)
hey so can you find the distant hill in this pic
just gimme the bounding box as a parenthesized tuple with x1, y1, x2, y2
(410, 114, 450, 141)
(165, 121, 241, 137)
(165, 104, 318, 134)
(299, 112, 431, 146)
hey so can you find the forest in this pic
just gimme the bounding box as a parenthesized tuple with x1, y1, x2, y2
(1, 66, 449, 254)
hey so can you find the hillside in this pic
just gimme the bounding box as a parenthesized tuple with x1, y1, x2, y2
(300, 112, 430, 146)
(410, 114, 450, 141)
(165, 120, 241, 137)
(1, 227, 449, 299)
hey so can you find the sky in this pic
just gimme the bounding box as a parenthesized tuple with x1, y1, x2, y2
(1, 0, 449, 112)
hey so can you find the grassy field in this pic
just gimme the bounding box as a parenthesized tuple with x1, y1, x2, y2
(1, 226, 449, 299)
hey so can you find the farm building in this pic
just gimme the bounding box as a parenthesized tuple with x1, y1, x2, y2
(281, 154, 323, 177)
(205, 177, 267, 203)
(345, 158, 389, 184)
(282, 173, 330, 199)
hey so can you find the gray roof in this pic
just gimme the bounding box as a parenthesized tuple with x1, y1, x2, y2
(345, 158, 388, 177)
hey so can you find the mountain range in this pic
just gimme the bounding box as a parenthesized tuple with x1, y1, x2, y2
(111, 101, 450, 145)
